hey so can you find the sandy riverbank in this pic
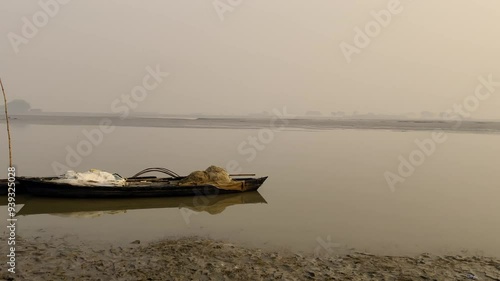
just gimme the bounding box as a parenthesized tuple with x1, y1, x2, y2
(1, 236, 499, 281)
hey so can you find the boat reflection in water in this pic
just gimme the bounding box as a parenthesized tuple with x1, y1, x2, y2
(15, 191, 267, 218)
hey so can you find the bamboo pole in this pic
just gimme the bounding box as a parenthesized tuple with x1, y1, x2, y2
(0, 78, 13, 167)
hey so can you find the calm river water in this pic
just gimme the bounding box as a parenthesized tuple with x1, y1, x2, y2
(1, 121, 499, 257)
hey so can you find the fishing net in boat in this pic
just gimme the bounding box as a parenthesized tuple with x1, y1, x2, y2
(179, 165, 243, 191)
(52, 169, 126, 187)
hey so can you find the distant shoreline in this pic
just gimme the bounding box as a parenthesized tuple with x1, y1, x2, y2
(1, 114, 500, 134)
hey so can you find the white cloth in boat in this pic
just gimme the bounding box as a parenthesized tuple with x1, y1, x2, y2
(51, 169, 126, 187)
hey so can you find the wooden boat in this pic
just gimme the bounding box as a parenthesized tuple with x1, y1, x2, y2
(16, 168, 268, 198)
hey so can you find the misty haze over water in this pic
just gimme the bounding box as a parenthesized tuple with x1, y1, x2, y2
(1, 1, 500, 119)
(1, 1, 500, 279)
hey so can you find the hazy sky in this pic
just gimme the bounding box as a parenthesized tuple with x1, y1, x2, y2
(1, 1, 499, 118)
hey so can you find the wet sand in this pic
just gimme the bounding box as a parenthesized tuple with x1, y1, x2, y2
(1, 236, 499, 281)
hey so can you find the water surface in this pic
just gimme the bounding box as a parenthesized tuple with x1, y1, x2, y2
(1, 122, 499, 257)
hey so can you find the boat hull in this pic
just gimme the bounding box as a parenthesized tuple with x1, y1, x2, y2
(17, 177, 268, 198)
(0, 179, 24, 195)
